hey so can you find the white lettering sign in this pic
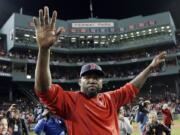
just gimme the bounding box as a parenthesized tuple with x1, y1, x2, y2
(72, 22, 114, 28)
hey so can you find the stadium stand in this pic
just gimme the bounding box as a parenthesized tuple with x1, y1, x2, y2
(0, 11, 180, 132)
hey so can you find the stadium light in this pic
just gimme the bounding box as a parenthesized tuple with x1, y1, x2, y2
(136, 32, 140, 36)
(100, 41, 105, 44)
(113, 35, 117, 38)
(120, 35, 124, 38)
(94, 41, 98, 44)
(101, 36, 106, 39)
(161, 26, 165, 30)
(166, 26, 170, 29)
(26, 75, 31, 79)
(111, 39, 115, 43)
(142, 30, 146, 33)
(80, 36, 85, 39)
(94, 35, 99, 38)
(87, 35, 92, 38)
(168, 29, 172, 33)
(24, 34, 30, 37)
(142, 30, 146, 35)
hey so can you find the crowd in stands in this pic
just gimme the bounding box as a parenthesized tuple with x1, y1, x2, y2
(25, 61, 166, 81)
(0, 46, 179, 65)
(0, 64, 11, 74)
(0, 46, 179, 80)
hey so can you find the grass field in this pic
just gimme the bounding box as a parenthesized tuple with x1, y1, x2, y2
(30, 120, 180, 135)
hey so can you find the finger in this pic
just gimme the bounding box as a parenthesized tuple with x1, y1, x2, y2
(158, 51, 167, 58)
(159, 59, 165, 64)
(56, 27, 65, 36)
(44, 6, 49, 25)
(161, 51, 167, 56)
(39, 9, 45, 26)
(161, 51, 167, 54)
(33, 17, 39, 28)
(50, 10, 57, 29)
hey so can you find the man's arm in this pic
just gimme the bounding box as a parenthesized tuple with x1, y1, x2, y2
(33, 6, 63, 92)
(130, 51, 166, 89)
(35, 48, 51, 91)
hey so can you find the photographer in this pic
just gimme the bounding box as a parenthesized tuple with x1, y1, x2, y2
(118, 107, 133, 135)
(135, 100, 150, 134)
(6, 104, 29, 135)
(144, 111, 170, 135)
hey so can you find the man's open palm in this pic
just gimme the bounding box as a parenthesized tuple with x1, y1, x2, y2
(33, 6, 63, 49)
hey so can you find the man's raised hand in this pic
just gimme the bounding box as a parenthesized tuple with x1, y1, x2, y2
(33, 6, 64, 49)
(149, 51, 167, 69)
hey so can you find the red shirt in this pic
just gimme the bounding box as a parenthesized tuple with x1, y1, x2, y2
(162, 108, 173, 125)
(36, 83, 139, 135)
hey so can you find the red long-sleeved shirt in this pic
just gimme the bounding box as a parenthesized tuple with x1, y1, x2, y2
(36, 83, 139, 135)
(162, 108, 173, 125)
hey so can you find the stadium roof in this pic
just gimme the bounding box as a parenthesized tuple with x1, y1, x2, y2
(0, 0, 180, 28)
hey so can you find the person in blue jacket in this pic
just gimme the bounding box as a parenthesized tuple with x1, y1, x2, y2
(34, 107, 66, 135)
(135, 100, 150, 135)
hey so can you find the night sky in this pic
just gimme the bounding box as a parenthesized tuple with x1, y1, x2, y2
(0, 0, 180, 28)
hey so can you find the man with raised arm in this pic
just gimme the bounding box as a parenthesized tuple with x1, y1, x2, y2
(34, 6, 167, 135)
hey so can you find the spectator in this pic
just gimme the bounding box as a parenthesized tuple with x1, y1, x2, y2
(34, 107, 66, 135)
(144, 111, 170, 135)
(7, 104, 29, 135)
(118, 107, 133, 135)
(135, 100, 150, 134)
(0, 116, 10, 135)
(162, 104, 173, 130)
